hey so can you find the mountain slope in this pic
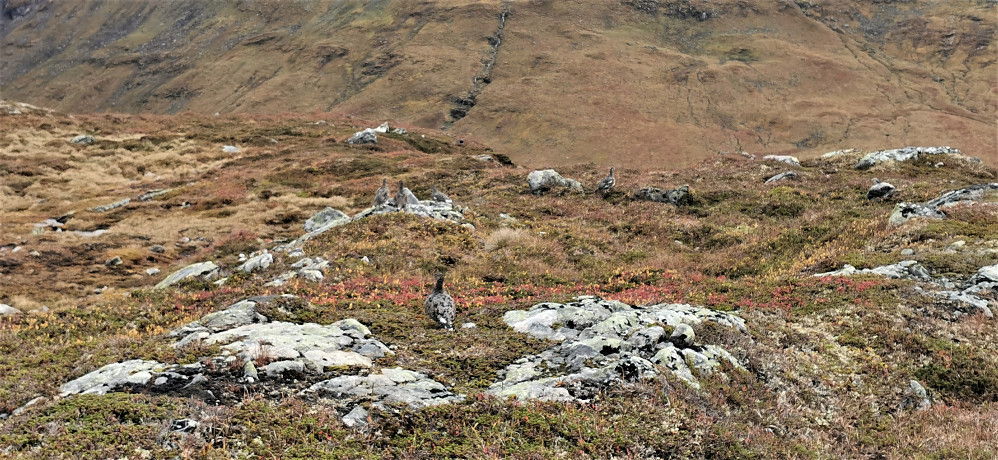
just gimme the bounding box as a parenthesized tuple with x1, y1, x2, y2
(1, 0, 995, 166)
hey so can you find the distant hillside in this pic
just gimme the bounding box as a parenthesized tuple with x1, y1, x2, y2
(1, 0, 995, 166)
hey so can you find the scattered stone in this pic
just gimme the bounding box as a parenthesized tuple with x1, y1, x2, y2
(12, 396, 46, 416)
(150, 245, 166, 253)
(490, 296, 746, 401)
(373, 122, 390, 133)
(905, 380, 932, 411)
(474, 154, 495, 163)
(821, 148, 861, 159)
(763, 155, 800, 167)
(171, 419, 200, 433)
(105, 256, 123, 267)
(304, 207, 351, 232)
(70, 135, 95, 144)
(855, 146, 962, 170)
(391, 127, 407, 135)
(154, 261, 219, 289)
(222, 145, 240, 153)
(243, 361, 259, 383)
(137, 189, 169, 201)
(307, 367, 464, 410)
(670, 324, 695, 348)
(0, 304, 23, 316)
(889, 183, 998, 226)
(90, 198, 131, 213)
(237, 252, 273, 273)
(461, 322, 477, 329)
(526, 169, 584, 195)
(815, 260, 931, 280)
(60, 359, 166, 396)
(74, 229, 108, 237)
(867, 181, 896, 200)
(347, 128, 377, 144)
(765, 171, 798, 183)
(342, 406, 369, 429)
(900, 248, 915, 257)
(633, 185, 692, 205)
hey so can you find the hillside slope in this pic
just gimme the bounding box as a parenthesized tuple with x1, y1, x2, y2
(2, 103, 998, 458)
(2, 0, 995, 167)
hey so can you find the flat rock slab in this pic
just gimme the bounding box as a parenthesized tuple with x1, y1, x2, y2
(60, 296, 462, 424)
(307, 367, 465, 411)
(855, 146, 962, 170)
(490, 296, 746, 401)
(154, 261, 219, 289)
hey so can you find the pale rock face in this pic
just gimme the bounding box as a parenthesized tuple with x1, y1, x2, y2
(763, 155, 801, 167)
(526, 169, 584, 195)
(154, 261, 219, 289)
(489, 296, 747, 401)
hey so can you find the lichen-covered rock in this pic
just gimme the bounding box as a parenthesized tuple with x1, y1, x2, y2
(763, 155, 800, 167)
(237, 252, 273, 273)
(307, 367, 465, 411)
(489, 296, 747, 401)
(347, 128, 377, 144)
(0, 304, 22, 316)
(70, 134, 95, 144)
(888, 183, 998, 227)
(867, 181, 896, 200)
(633, 185, 693, 205)
(90, 198, 131, 213)
(765, 171, 798, 183)
(60, 360, 167, 396)
(154, 261, 219, 289)
(304, 207, 351, 232)
(855, 146, 962, 170)
(526, 169, 584, 195)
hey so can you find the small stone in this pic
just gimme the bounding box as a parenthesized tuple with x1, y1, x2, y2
(146, 268, 161, 276)
(222, 145, 240, 153)
(0, 304, 23, 316)
(900, 248, 915, 256)
(70, 134, 95, 144)
(342, 406, 369, 429)
(763, 155, 801, 167)
(171, 419, 199, 433)
(670, 324, 695, 348)
(461, 322, 477, 329)
(360, 256, 370, 264)
(243, 361, 259, 382)
(150, 245, 166, 253)
(304, 207, 350, 232)
(105, 256, 123, 267)
(347, 128, 377, 144)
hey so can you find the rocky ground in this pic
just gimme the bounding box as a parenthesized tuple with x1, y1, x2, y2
(1, 104, 997, 458)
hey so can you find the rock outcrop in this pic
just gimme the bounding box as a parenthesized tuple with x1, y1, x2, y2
(154, 261, 219, 289)
(889, 183, 998, 226)
(763, 155, 800, 167)
(633, 185, 693, 205)
(816, 261, 996, 318)
(60, 295, 462, 426)
(855, 146, 962, 170)
(526, 170, 584, 195)
(489, 296, 746, 401)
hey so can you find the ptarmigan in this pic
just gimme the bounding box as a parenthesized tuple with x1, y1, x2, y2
(431, 185, 451, 203)
(394, 180, 419, 210)
(424, 272, 456, 330)
(595, 167, 615, 195)
(373, 178, 390, 207)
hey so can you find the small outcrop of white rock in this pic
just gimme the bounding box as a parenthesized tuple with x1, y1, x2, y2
(222, 145, 240, 153)
(70, 134, 95, 144)
(237, 251, 273, 273)
(489, 296, 747, 401)
(855, 146, 962, 170)
(765, 171, 798, 183)
(527, 169, 585, 195)
(816, 261, 996, 318)
(347, 128, 378, 144)
(763, 155, 800, 167)
(0, 304, 23, 316)
(60, 360, 168, 396)
(889, 183, 998, 227)
(154, 261, 219, 289)
(306, 367, 465, 412)
(304, 207, 351, 232)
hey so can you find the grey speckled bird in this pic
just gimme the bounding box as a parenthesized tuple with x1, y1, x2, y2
(431, 185, 451, 203)
(424, 272, 456, 330)
(595, 167, 615, 195)
(394, 180, 419, 210)
(373, 178, 390, 207)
